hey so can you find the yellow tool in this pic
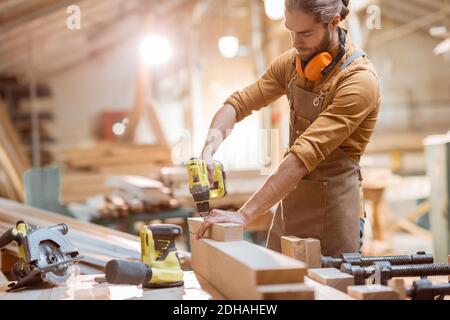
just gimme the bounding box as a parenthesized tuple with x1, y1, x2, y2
(0, 221, 81, 291)
(104, 224, 184, 288)
(186, 158, 227, 217)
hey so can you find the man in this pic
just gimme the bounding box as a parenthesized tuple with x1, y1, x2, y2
(196, 0, 381, 256)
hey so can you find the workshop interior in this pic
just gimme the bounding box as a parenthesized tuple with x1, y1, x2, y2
(0, 0, 449, 301)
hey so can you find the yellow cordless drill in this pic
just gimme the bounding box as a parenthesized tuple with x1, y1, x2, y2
(186, 158, 227, 217)
(104, 224, 184, 288)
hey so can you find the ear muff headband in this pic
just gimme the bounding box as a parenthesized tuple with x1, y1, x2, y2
(296, 27, 347, 81)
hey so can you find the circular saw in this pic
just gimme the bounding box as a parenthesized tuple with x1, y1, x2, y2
(0, 221, 82, 291)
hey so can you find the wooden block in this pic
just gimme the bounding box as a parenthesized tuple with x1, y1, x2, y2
(281, 236, 321, 268)
(387, 278, 407, 300)
(190, 237, 306, 299)
(304, 277, 354, 300)
(258, 283, 315, 300)
(188, 217, 243, 241)
(347, 285, 400, 300)
(307, 268, 354, 292)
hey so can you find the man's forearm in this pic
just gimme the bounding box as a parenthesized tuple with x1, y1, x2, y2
(238, 153, 308, 224)
(201, 104, 238, 157)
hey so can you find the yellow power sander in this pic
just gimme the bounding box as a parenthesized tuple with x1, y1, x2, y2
(103, 224, 184, 288)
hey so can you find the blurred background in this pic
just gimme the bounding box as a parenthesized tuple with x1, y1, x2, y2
(0, 0, 449, 261)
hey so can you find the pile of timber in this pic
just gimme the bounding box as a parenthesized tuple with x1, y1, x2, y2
(67, 175, 180, 220)
(58, 143, 172, 203)
(59, 143, 172, 170)
(0, 198, 141, 275)
(0, 100, 30, 202)
(0, 77, 55, 166)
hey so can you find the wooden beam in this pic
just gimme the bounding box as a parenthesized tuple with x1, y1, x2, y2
(347, 285, 400, 300)
(188, 217, 243, 242)
(257, 283, 315, 300)
(0, 0, 75, 33)
(281, 236, 322, 268)
(304, 277, 354, 300)
(190, 237, 307, 299)
(307, 268, 355, 293)
(371, 6, 450, 46)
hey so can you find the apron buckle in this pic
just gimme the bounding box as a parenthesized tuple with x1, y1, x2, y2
(313, 91, 327, 108)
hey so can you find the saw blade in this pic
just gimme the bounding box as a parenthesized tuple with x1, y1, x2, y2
(37, 240, 72, 285)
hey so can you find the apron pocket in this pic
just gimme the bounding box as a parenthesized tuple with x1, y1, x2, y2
(281, 179, 328, 241)
(295, 114, 311, 131)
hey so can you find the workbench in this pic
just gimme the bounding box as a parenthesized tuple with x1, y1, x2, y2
(0, 271, 225, 300)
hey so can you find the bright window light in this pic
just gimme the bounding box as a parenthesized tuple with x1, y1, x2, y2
(139, 35, 172, 66)
(218, 36, 240, 59)
(264, 0, 284, 21)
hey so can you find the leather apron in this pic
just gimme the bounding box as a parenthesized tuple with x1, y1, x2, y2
(266, 51, 367, 257)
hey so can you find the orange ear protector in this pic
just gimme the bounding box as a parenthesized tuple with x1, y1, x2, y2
(296, 27, 346, 81)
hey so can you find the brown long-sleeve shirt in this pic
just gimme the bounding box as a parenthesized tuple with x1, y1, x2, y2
(224, 37, 381, 173)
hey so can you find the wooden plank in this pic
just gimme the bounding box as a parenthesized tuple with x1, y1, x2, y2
(281, 236, 322, 268)
(307, 268, 355, 292)
(188, 217, 243, 241)
(347, 285, 399, 300)
(190, 237, 306, 299)
(59, 144, 172, 169)
(257, 283, 315, 300)
(304, 276, 354, 300)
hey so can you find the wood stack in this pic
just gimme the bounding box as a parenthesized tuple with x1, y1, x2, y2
(0, 76, 55, 166)
(0, 100, 30, 202)
(59, 143, 172, 171)
(68, 175, 180, 220)
(58, 143, 172, 203)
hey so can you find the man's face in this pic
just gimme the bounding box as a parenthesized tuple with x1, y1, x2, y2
(285, 9, 332, 63)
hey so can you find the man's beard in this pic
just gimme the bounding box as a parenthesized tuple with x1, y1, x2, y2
(297, 30, 333, 65)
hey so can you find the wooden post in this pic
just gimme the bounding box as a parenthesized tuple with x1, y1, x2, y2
(281, 236, 322, 268)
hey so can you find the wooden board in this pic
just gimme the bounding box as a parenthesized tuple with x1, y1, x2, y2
(307, 268, 354, 292)
(304, 276, 354, 300)
(190, 237, 306, 299)
(257, 283, 315, 300)
(59, 143, 172, 169)
(347, 285, 399, 300)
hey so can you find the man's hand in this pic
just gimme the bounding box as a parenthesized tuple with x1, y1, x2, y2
(195, 209, 248, 240)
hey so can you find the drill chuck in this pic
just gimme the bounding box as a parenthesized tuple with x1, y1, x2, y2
(105, 260, 152, 285)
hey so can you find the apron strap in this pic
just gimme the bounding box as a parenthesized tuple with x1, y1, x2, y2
(340, 50, 367, 70)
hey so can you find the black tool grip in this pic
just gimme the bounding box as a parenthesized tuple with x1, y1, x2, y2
(0, 228, 15, 248)
(105, 260, 152, 285)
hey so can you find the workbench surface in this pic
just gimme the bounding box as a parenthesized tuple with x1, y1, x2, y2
(0, 271, 225, 300)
